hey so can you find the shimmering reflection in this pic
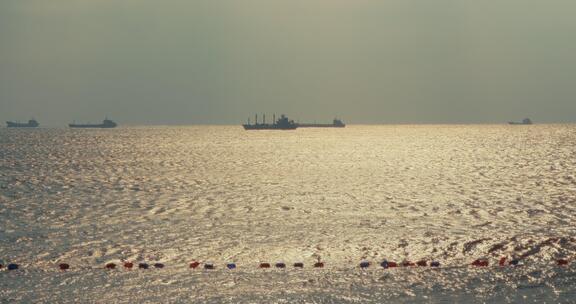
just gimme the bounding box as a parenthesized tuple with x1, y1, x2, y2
(1, 125, 575, 303)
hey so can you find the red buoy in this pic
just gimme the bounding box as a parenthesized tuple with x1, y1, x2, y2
(416, 260, 427, 267)
(190, 261, 200, 269)
(124, 262, 134, 269)
(259, 263, 271, 269)
(499, 257, 507, 266)
(59, 263, 70, 270)
(558, 259, 569, 266)
(472, 259, 489, 267)
(293, 262, 304, 268)
(105, 263, 116, 269)
(402, 261, 416, 267)
(388, 262, 398, 268)
(314, 262, 324, 268)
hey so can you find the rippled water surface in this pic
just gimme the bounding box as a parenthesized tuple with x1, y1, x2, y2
(1, 125, 576, 303)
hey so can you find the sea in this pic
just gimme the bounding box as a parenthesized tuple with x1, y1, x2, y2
(1, 125, 575, 303)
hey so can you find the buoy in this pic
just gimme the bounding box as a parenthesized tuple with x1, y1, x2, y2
(380, 261, 389, 268)
(138, 263, 149, 269)
(154, 263, 164, 269)
(314, 262, 324, 268)
(430, 261, 440, 267)
(105, 263, 116, 269)
(416, 260, 427, 267)
(402, 261, 415, 267)
(275, 262, 286, 269)
(509, 259, 520, 266)
(471, 259, 489, 267)
(124, 262, 134, 269)
(227, 263, 236, 270)
(557, 259, 569, 266)
(8, 264, 19, 270)
(293, 262, 304, 268)
(499, 257, 507, 266)
(204, 263, 215, 270)
(259, 263, 271, 269)
(189, 261, 200, 269)
(59, 263, 70, 270)
(388, 261, 398, 268)
(360, 261, 370, 268)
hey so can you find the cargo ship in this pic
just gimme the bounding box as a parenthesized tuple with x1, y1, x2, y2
(243, 114, 297, 130)
(508, 118, 533, 125)
(6, 119, 39, 128)
(297, 118, 345, 128)
(69, 118, 117, 128)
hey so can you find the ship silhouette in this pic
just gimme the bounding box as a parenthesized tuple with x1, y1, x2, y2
(69, 118, 117, 128)
(6, 119, 39, 128)
(508, 118, 533, 125)
(297, 118, 345, 128)
(243, 114, 297, 130)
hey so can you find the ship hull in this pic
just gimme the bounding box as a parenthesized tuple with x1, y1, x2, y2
(69, 124, 116, 128)
(243, 124, 297, 130)
(297, 124, 345, 128)
(6, 122, 39, 128)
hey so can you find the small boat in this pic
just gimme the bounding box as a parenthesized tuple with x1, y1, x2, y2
(508, 118, 533, 125)
(243, 114, 297, 130)
(6, 119, 39, 128)
(69, 118, 117, 128)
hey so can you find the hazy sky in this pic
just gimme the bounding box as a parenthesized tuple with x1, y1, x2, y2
(1, 0, 575, 125)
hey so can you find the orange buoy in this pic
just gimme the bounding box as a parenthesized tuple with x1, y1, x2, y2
(416, 260, 427, 267)
(190, 261, 200, 269)
(314, 262, 324, 268)
(472, 259, 489, 267)
(558, 259, 569, 266)
(293, 262, 304, 268)
(105, 263, 116, 269)
(59, 263, 70, 270)
(124, 262, 134, 269)
(499, 257, 507, 266)
(259, 263, 271, 269)
(402, 261, 416, 267)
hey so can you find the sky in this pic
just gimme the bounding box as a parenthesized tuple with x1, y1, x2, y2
(1, 0, 575, 125)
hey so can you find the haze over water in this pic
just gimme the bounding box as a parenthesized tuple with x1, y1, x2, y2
(1, 125, 575, 303)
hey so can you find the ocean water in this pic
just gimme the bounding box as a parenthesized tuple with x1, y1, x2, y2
(1, 125, 575, 303)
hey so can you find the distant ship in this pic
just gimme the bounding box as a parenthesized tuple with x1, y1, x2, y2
(508, 118, 533, 125)
(298, 118, 346, 128)
(6, 119, 39, 128)
(69, 118, 117, 128)
(243, 114, 297, 130)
